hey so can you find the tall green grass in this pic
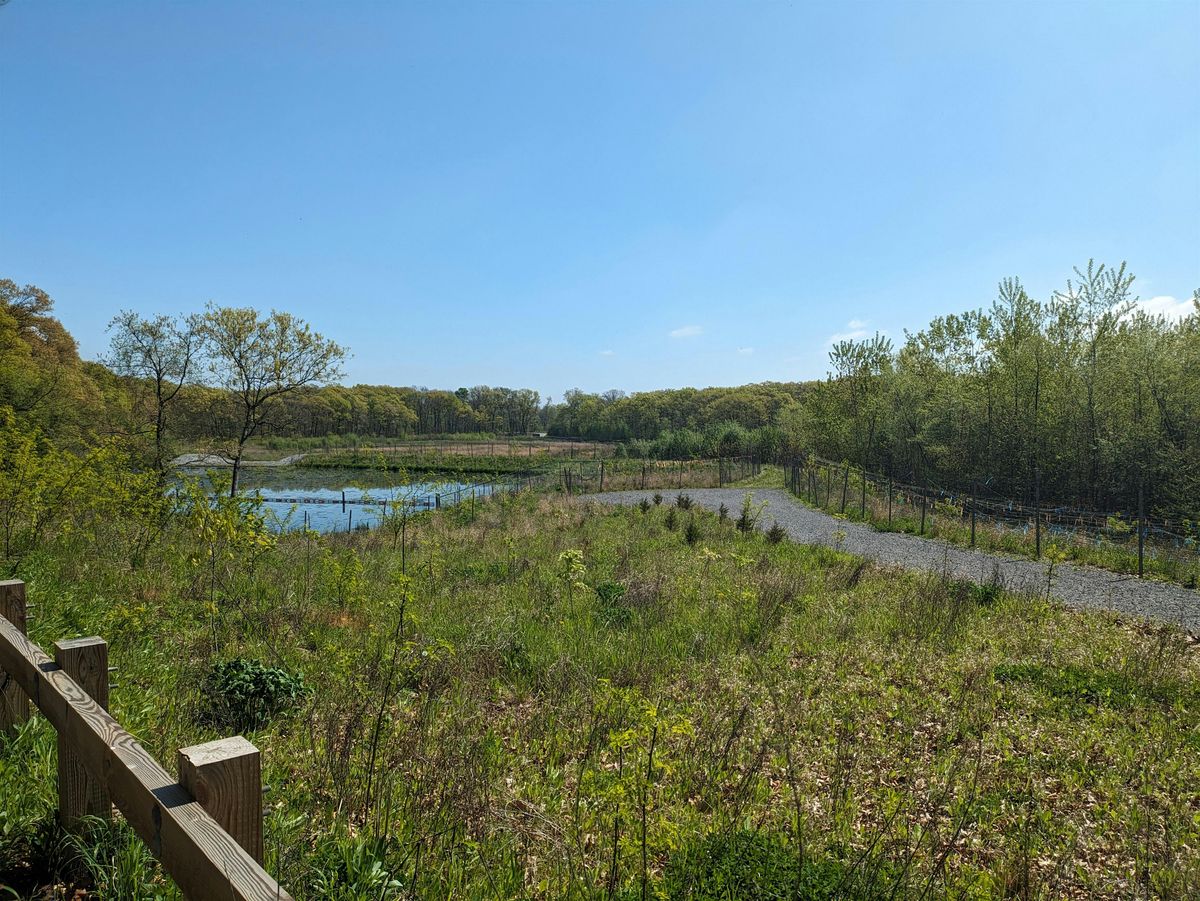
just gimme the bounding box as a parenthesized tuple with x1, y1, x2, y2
(2, 491, 1197, 898)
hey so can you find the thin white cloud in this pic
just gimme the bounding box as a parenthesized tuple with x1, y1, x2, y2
(669, 324, 703, 338)
(599, 349, 615, 357)
(827, 329, 868, 344)
(736, 346, 754, 355)
(826, 318, 870, 345)
(1132, 295, 1194, 322)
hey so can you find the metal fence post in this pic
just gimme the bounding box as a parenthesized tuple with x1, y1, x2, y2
(970, 485, 977, 547)
(1138, 483, 1145, 578)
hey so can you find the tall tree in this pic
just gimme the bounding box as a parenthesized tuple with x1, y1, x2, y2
(105, 311, 199, 473)
(828, 332, 893, 478)
(198, 305, 346, 495)
(0, 280, 101, 435)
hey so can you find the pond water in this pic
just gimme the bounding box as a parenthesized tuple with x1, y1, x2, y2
(178, 466, 508, 533)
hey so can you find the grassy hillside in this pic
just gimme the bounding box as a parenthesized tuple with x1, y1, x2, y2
(2, 490, 1197, 898)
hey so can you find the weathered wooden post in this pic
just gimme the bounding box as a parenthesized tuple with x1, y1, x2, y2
(599, 460, 605, 492)
(840, 463, 849, 514)
(178, 736, 264, 863)
(920, 493, 927, 535)
(0, 580, 29, 735)
(54, 637, 111, 826)
(887, 478, 893, 524)
(341, 490, 346, 513)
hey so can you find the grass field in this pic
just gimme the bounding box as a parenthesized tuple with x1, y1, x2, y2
(2, 490, 1198, 899)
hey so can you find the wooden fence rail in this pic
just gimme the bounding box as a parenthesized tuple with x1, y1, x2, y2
(0, 579, 292, 901)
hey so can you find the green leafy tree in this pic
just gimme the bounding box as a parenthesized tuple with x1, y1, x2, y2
(0, 280, 102, 436)
(198, 304, 347, 494)
(105, 310, 200, 473)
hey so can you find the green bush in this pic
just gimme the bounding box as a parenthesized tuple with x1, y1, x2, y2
(595, 580, 631, 626)
(202, 658, 309, 732)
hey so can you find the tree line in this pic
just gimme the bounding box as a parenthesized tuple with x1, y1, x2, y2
(798, 263, 1199, 520)
(4, 259, 1196, 518)
(1, 284, 554, 487)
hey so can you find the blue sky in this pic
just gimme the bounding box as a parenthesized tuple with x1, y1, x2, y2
(3, 1, 1197, 399)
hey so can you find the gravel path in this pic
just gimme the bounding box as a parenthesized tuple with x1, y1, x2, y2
(585, 488, 1200, 633)
(170, 453, 306, 468)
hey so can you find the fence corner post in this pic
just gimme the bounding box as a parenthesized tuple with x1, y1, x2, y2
(54, 636, 112, 826)
(178, 735, 264, 863)
(0, 580, 29, 736)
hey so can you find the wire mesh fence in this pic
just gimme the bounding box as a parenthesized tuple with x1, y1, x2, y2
(786, 454, 1199, 584)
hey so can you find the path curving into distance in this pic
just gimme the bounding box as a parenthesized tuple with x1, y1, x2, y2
(584, 488, 1200, 633)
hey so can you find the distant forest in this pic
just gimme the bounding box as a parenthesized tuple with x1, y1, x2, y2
(3, 260, 1197, 517)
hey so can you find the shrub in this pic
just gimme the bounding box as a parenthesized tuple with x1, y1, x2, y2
(653, 493, 664, 506)
(395, 638, 457, 693)
(594, 580, 631, 625)
(684, 518, 702, 546)
(638, 498, 652, 513)
(675, 493, 693, 510)
(664, 508, 678, 531)
(202, 658, 309, 732)
(766, 521, 787, 544)
(718, 502, 729, 523)
(736, 493, 764, 534)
